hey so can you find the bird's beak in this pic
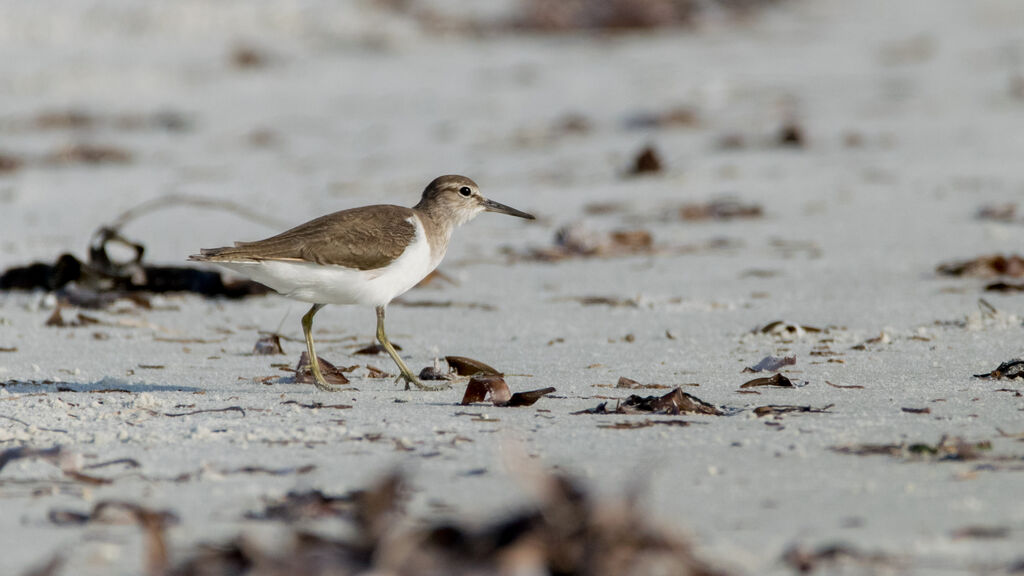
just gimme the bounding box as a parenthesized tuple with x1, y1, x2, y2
(480, 197, 535, 220)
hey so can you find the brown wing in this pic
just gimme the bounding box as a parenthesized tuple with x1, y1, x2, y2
(192, 205, 417, 271)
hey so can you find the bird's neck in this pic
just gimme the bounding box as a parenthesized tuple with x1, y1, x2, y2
(413, 207, 455, 267)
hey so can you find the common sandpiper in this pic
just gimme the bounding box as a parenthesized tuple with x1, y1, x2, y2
(189, 175, 535, 391)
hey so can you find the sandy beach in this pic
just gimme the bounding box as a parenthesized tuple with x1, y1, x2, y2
(1, 1, 1023, 574)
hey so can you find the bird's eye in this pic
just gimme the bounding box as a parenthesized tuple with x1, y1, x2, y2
(459, 186, 472, 197)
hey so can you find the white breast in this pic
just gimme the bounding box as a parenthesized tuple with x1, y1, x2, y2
(212, 215, 440, 307)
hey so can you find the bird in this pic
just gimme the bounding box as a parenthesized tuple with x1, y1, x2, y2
(189, 175, 535, 391)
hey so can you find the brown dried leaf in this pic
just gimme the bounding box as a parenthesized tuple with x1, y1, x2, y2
(680, 199, 763, 221)
(901, 407, 931, 414)
(295, 352, 350, 385)
(598, 419, 692, 430)
(355, 342, 402, 355)
(507, 387, 556, 407)
(741, 374, 795, 388)
(445, 355, 502, 376)
(461, 375, 511, 405)
(365, 365, 391, 379)
(577, 387, 722, 416)
(46, 144, 132, 165)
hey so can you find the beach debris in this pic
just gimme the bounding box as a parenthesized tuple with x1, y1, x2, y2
(419, 358, 454, 381)
(576, 387, 723, 416)
(976, 203, 1018, 222)
(679, 198, 763, 221)
(777, 121, 805, 147)
(44, 306, 101, 328)
(937, 254, 1024, 278)
(831, 436, 992, 461)
(253, 333, 285, 355)
(753, 404, 832, 418)
(743, 355, 796, 373)
(230, 44, 270, 69)
(45, 143, 132, 165)
(850, 331, 891, 350)
(629, 144, 663, 175)
(364, 365, 391, 378)
(295, 352, 351, 386)
(599, 419, 692, 430)
(446, 355, 502, 376)
(50, 501, 175, 575)
(613, 376, 674, 390)
(280, 400, 352, 410)
(169, 469, 728, 576)
(460, 375, 554, 407)
(951, 525, 1010, 540)
(901, 407, 931, 415)
(246, 489, 361, 521)
(354, 342, 402, 355)
(0, 152, 24, 173)
(973, 359, 1024, 380)
(625, 106, 699, 130)
(984, 280, 1024, 292)
(782, 543, 901, 574)
(24, 108, 190, 132)
(162, 406, 245, 418)
(741, 374, 795, 388)
(755, 320, 822, 340)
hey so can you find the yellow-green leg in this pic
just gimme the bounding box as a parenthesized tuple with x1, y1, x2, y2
(301, 303, 343, 392)
(376, 306, 448, 391)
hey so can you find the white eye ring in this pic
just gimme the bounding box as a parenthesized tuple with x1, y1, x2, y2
(459, 186, 472, 197)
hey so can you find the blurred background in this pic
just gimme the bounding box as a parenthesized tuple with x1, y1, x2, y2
(2, 0, 1022, 272)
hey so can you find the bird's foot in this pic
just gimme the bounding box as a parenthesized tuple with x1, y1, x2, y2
(312, 375, 347, 392)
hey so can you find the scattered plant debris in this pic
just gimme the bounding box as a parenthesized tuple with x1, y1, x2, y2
(782, 543, 901, 574)
(901, 407, 931, 415)
(984, 281, 1024, 292)
(0, 152, 24, 173)
(613, 376, 674, 390)
(230, 44, 270, 69)
(45, 143, 132, 165)
(246, 489, 360, 521)
(976, 203, 1018, 222)
(599, 419, 692, 430)
(680, 199, 763, 221)
(460, 375, 554, 407)
(446, 355, 502, 376)
(364, 365, 391, 378)
(753, 404, 832, 417)
(280, 400, 352, 410)
(755, 320, 822, 340)
(625, 106, 699, 130)
(295, 352, 351, 386)
(974, 359, 1024, 380)
(253, 333, 285, 355)
(49, 500, 179, 527)
(937, 254, 1024, 278)
(354, 342, 402, 355)
(576, 387, 722, 416)
(831, 436, 992, 461)
(743, 355, 796, 372)
(44, 306, 101, 327)
(162, 406, 245, 418)
(629, 144, 663, 175)
(168, 470, 728, 576)
(741, 374, 795, 388)
(776, 121, 805, 147)
(950, 525, 1010, 540)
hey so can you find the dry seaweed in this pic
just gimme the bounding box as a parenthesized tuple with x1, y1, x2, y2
(831, 436, 992, 461)
(937, 254, 1024, 278)
(901, 407, 931, 415)
(280, 400, 352, 410)
(246, 490, 360, 521)
(294, 352, 351, 386)
(169, 469, 728, 576)
(782, 543, 901, 574)
(598, 419, 692, 430)
(740, 374, 795, 388)
(974, 359, 1024, 380)
(460, 375, 554, 407)
(680, 199, 763, 221)
(753, 404, 832, 417)
(577, 387, 722, 416)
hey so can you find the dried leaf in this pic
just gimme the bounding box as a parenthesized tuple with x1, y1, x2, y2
(901, 407, 931, 414)
(295, 352, 350, 385)
(680, 199, 763, 221)
(507, 387, 556, 407)
(445, 355, 502, 376)
(577, 387, 722, 416)
(365, 365, 391, 379)
(741, 374, 795, 388)
(355, 343, 402, 355)
(461, 375, 511, 405)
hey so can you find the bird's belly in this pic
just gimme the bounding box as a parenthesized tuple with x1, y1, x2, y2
(213, 238, 436, 307)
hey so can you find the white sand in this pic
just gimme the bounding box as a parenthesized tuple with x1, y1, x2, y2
(1, 0, 1023, 574)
